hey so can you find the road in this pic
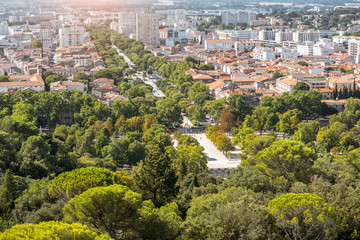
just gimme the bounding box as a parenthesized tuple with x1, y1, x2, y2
(112, 44, 165, 98)
(111, 44, 133, 69)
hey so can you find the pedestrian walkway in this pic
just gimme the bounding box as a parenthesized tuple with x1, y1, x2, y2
(190, 132, 241, 169)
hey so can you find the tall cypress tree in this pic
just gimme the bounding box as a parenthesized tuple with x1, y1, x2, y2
(344, 86, 348, 99)
(0, 170, 16, 215)
(334, 83, 338, 99)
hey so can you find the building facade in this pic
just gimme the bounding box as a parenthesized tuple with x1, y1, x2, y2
(136, 12, 160, 46)
(59, 26, 86, 47)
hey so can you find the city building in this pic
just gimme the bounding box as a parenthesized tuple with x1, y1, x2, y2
(216, 30, 256, 41)
(40, 20, 53, 47)
(250, 19, 270, 26)
(0, 74, 45, 93)
(221, 11, 255, 25)
(348, 38, 360, 60)
(297, 42, 314, 56)
(136, 12, 160, 46)
(258, 30, 275, 40)
(293, 30, 320, 43)
(118, 11, 136, 36)
(0, 21, 9, 36)
(59, 25, 87, 47)
(234, 40, 260, 54)
(253, 47, 276, 61)
(275, 31, 293, 43)
(50, 80, 87, 92)
(205, 39, 233, 51)
(164, 9, 186, 21)
(276, 77, 299, 93)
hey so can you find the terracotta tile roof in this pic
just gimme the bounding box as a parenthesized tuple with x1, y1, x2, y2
(206, 39, 233, 43)
(93, 78, 114, 83)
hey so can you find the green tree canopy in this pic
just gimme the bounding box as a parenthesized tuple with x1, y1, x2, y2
(268, 193, 335, 240)
(0, 221, 111, 240)
(63, 184, 181, 240)
(49, 167, 125, 200)
(243, 140, 316, 188)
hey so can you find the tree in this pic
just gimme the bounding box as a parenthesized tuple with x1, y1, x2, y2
(297, 61, 309, 66)
(189, 82, 210, 101)
(63, 184, 142, 239)
(32, 38, 43, 58)
(108, 138, 130, 165)
(268, 193, 335, 240)
(0, 170, 17, 229)
(294, 81, 310, 91)
(228, 94, 250, 122)
(178, 135, 199, 146)
(155, 98, 182, 127)
(204, 99, 226, 123)
(246, 140, 316, 187)
(64, 184, 182, 240)
(316, 121, 348, 151)
(13, 177, 62, 225)
(127, 140, 146, 165)
(198, 64, 214, 70)
(219, 108, 236, 132)
(278, 109, 302, 135)
(239, 135, 276, 161)
(93, 69, 113, 80)
(251, 106, 272, 135)
(293, 121, 320, 145)
(132, 145, 178, 207)
(272, 72, 283, 79)
(48, 167, 125, 200)
(74, 72, 89, 80)
(19, 135, 51, 179)
(184, 187, 279, 240)
(0, 221, 112, 239)
(215, 135, 234, 155)
(175, 144, 208, 178)
(0, 76, 11, 82)
(220, 166, 272, 193)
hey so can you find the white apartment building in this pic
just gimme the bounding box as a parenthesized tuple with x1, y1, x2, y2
(110, 21, 119, 32)
(216, 30, 256, 41)
(205, 39, 233, 51)
(40, 20, 52, 47)
(297, 42, 314, 55)
(348, 38, 360, 59)
(8, 16, 17, 23)
(276, 47, 299, 59)
(234, 40, 260, 54)
(313, 44, 334, 56)
(59, 26, 87, 47)
(276, 77, 299, 93)
(0, 21, 8, 36)
(221, 11, 255, 25)
(293, 30, 320, 43)
(253, 47, 276, 61)
(164, 9, 186, 21)
(258, 30, 275, 40)
(136, 12, 160, 46)
(118, 11, 136, 36)
(275, 31, 293, 43)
